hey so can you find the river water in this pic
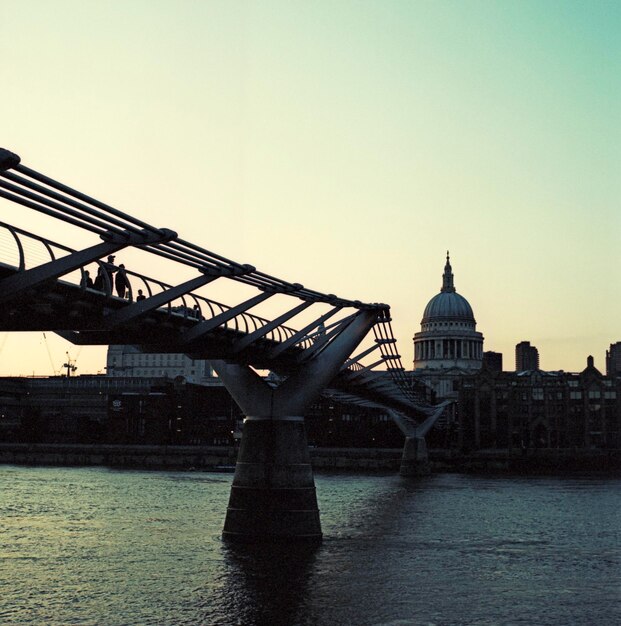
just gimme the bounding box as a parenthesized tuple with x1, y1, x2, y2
(1, 465, 619, 625)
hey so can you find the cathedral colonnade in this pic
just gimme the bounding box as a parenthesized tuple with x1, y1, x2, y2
(414, 338, 483, 362)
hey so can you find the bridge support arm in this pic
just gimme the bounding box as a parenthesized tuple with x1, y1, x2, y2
(209, 360, 274, 416)
(212, 309, 379, 542)
(388, 403, 450, 477)
(276, 310, 379, 414)
(211, 358, 321, 542)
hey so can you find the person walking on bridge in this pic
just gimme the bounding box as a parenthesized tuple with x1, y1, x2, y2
(101, 255, 118, 293)
(93, 266, 104, 291)
(80, 270, 94, 289)
(115, 264, 130, 299)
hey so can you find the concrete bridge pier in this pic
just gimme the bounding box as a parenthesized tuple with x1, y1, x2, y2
(400, 436, 430, 476)
(389, 402, 450, 478)
(211, 309, 378, 542)
(223, 413, 320, 541)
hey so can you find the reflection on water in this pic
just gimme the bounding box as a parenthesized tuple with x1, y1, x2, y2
(210, 542, 319, 626)
(1, 466, 620, 625)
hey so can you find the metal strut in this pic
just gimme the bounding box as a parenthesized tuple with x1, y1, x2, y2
(180, 291, 275, 344)
(211, 309, 379, 417)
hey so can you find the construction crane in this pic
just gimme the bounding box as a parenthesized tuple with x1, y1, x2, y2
(62, 352, 78, 377)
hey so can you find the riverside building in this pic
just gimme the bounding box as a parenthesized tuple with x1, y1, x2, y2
(607, 342, 621, 377)
(458, 355, 620, 451)
(516, 341, 540, 371)
(106, 345, 214, 384)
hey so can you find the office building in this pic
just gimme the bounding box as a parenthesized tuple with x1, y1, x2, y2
(483, 351, 503, 372)
(515, 341, 539, 371)
(606, 342, 621, 377)
(106, 345, 214, 384)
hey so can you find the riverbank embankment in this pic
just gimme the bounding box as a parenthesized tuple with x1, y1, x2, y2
(0, 443, 403, 471)
(1, 443, 619, 473)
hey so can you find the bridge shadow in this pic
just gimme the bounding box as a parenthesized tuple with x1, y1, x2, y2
(209, 541, 318, 626)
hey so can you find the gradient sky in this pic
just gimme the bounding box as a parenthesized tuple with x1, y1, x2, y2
(0, 0, 619, 376)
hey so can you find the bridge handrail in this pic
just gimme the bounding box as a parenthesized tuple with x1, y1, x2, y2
(0, 221, 316, 350)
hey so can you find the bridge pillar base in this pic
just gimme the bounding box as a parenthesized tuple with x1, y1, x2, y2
(223, 417, 322, 542)
(400, 436, 431, 477)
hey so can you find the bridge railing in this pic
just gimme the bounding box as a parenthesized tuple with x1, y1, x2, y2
(0, 221, 315, 349)
(0, 221, 75, 272)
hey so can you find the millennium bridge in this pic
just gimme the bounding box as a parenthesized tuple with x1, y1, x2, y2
(0, 147, 447, 541)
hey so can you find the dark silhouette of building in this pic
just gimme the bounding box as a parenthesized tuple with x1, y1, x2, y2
(0, 375, 406, 449)
(458, 356, 620, 451)
(483, 351, 503, 372)
(606, 342, 621, 377)
(106, 380, 243, 445)
(515, 341, 540, 371)
(305, 396, 403, 448)
(0, 375, 241, 445)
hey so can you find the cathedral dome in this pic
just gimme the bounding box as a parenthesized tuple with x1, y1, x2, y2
(422, 292, 475, 323)
(421, 253, 475, 323)
(413, 252, 484, 373)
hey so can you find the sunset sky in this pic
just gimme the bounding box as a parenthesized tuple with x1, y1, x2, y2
(0, 0, 619, 376)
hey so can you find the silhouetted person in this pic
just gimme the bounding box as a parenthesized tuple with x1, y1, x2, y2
(115, 264, 130, 298)
(101, 255, 117, 292)
(192, 304, 203, 319)
(80, 270, 94, 289)
(136, 289, 146, 301)
(93, 267, 104, 291)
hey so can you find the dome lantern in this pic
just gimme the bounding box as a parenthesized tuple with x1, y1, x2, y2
(441, 251, 455, 293)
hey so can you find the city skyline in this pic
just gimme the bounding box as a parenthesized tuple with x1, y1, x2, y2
(0, 0, 619, 375)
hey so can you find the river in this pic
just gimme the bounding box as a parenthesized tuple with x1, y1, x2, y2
(1, 466, 619, 625)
